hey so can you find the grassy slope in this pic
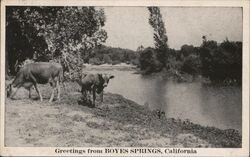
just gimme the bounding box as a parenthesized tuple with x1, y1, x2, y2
(5, 82, 241, 147)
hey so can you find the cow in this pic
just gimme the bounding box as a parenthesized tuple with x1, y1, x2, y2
(7, 62, 63, 102)
(77, 73, 114, 107)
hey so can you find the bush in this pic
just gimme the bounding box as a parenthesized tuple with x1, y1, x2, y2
(131, 58, 140, 66)
(139, 47, 162, 73)
(200, 39, 242, 84)
(111, 60, 121, 65)
(89, 58, 103, 65)
(103, 54, 112, 64)
(90, 45, 139, 65)
(181, 54, 201, 75)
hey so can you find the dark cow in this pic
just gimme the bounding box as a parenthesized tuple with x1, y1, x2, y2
(7, 62, 63, 102)
(77, 73, 114, 107)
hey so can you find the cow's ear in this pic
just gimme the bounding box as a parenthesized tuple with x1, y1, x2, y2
(109, 75, 114, 79)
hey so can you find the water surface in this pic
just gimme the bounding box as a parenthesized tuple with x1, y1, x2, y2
(93, 69, 242, 131)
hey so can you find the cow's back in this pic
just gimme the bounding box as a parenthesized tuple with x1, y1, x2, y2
(23, 62, 62, 84)
(80, 73, 100, 90)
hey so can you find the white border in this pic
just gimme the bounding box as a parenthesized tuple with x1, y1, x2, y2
(0, 0, 249, 156)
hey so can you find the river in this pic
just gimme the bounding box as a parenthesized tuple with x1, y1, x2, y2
(88, 66, 242, 132)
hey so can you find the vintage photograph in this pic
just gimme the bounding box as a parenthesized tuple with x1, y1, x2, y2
(1, 1, 248, 156)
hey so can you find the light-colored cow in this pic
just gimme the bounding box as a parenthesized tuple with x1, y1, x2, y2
(7, 62, 63, 102)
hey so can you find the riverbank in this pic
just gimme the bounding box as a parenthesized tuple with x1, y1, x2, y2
(5, 82, 241, 147)
(83, 63, 137, 71)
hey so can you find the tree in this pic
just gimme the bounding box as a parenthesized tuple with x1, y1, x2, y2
(148, 7, 168, 69)
(48, 7, 107, 78)
(139, 47, 162, 73)
(6, 7, 51, 74)
(136, 45, 145, 52)
(6, 6, 107, 77)
(103, 54, 112, 64)
(200, 37, 242, 84)
(181, 54, 201, 75)
(180, 45, 195, 57)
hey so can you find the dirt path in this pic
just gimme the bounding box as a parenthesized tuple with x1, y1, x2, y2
(5, 83, 241, 147)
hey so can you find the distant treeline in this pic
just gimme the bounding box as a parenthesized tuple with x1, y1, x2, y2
(87, 45, 139, 65)
(80, 37, 242, 85)
(138, 37, 242, 85)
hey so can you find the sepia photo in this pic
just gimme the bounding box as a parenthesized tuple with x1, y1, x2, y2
(0, 0, 249, 156)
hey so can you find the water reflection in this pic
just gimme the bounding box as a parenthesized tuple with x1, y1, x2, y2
(99, 70, 241, 131)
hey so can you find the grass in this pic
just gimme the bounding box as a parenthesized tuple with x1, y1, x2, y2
(5, 81, 241, 147)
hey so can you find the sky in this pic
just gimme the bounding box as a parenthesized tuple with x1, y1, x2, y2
(102, 7, 242, 50)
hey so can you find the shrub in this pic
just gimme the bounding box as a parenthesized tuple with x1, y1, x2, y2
(89, 58, 102, 65)
(111, 60, 121, 65)
(139, 47, 162, 73)
(103, 54, 112, 64)
(200, 39, 242, 84)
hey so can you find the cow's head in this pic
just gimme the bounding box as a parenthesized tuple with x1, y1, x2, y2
(97, 73, 114, 93)
(6, 84, 12, 97)
(6, 83, 18, 98)
(102, 74, 114, 87)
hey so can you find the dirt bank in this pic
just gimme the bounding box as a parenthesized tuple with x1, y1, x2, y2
(5, 82, 241, 147)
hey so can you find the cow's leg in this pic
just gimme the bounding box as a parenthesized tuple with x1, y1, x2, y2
(29, 75, 43, 101)
(92, 87, 96, 107)
(49, 89, 55, 102)
(49, 80, 56, 102)
(56, 80, 61, 101)
(81, 86, 85, 99)
(87, 90, 91, 103)
(28, 88, 31, 98)
(86, 90, 92, 104)
(81, 86, 87, 102)
(33, 83, 43, 101)
(84, 91, 88, 101)
(100, 91, 104, 102)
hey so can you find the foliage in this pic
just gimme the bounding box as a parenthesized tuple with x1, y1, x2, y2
(200, 38, 242, 84)
(141, 7, 242, 85)
(167, 49, 183, 74)
(89, 57, 102, 65)
(103, 54, 112, 64)
(181, 54, 201, 75)
(148, 7, 168, 69)
(136, 45, 145, 52)
(6, 7, 50, 74)
(179, 45, 201, 75)
(138, 38, 242, 85)
(139, 47, 162, 74)
(90, 45, 139, 65)
(6, 6, 107, 77)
